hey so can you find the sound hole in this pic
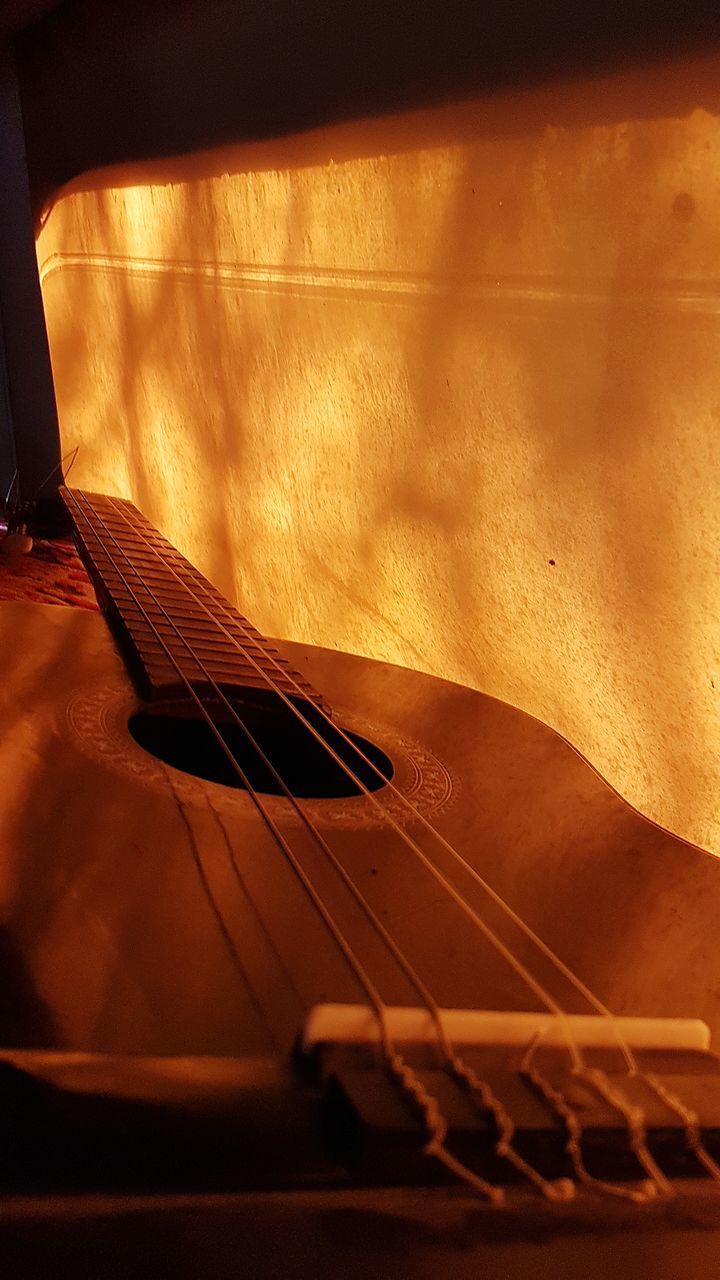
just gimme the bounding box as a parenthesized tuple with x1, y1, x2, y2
(128, 707, 393, 798)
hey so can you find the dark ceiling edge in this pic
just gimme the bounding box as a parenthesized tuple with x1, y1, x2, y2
(13, 0, 720, 213)
(0, 0, 63, 41)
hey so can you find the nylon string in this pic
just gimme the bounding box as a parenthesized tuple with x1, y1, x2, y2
(97, 493, 720, 1190)
(64, 488, 709, 1198)
(94, 491, 678, 1200)
(64, 487, 504, 1203)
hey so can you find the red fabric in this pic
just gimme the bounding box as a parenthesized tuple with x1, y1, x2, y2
(0, 535, 98, 609)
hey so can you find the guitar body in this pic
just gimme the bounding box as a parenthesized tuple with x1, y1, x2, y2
(2, 597, 720, 1274)
(1, 598, 719, 1053)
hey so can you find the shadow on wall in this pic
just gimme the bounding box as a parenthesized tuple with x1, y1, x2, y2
(16, 0, 720, 210)
(36, 53, 720, 855)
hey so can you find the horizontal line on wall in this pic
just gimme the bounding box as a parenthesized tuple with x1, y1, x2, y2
(38, 250, 720, 315)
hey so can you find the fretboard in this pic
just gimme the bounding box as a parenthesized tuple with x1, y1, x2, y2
(61, 487, 330, 715)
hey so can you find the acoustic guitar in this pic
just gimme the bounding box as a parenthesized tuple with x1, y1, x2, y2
(1, 485, 720, 1276)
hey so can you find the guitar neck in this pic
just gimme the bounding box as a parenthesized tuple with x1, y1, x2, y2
(60, 486, 330, 714)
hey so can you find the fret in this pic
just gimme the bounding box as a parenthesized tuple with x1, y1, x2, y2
(61, 487, 331, 714)
(125, 633, 270, 674)
(120, 604, 280, 657)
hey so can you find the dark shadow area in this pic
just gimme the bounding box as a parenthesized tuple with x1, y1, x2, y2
(0, 925, 58, 1047)
(16, 0, 720, 211)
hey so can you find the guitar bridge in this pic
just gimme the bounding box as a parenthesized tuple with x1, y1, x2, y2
(301, 1004, 720, 1192)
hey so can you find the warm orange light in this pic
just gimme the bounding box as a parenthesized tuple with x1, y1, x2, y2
(37, 54, 720, 854)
